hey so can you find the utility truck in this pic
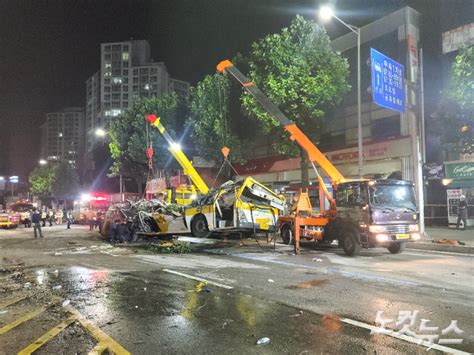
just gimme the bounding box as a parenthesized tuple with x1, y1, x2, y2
(217, 60, 421, 256)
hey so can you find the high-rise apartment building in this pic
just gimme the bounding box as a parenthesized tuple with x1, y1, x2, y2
(40, 108, 85, 166)
(85, 40, 190, 152)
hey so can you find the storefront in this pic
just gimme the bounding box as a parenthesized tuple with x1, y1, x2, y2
(235, 136, 413, 184)
(444, 160, 474, 228)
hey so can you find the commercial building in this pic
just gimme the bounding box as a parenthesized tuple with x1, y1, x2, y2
(40, 107, 85, 167)
(237, 7, 423, 185)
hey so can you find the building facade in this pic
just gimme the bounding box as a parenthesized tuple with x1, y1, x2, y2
(85, 40, 190, 152)
(40, 108, 85, 167)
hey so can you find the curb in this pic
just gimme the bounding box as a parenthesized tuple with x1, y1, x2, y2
(406, 242, 473, 255)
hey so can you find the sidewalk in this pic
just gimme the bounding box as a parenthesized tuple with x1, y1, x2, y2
(406, 227, 473, 254)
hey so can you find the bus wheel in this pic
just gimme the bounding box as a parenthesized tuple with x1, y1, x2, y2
(191, 214, 209, 238)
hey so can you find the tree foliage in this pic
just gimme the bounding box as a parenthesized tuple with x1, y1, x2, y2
(29, 166, 55, 198)
(241, 15, 350, 182)
(448, 45, 473, 114)
(189, 73, 257, 163)
(108, 94, 178, 192)
(29, 162, 79, 200)
(52, 161, 80, 199)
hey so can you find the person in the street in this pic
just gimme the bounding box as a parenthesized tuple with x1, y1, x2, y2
(41, 208, 47, 227)
(66, 211, 73, 229)
(48, 209, 54, 226)
(456, 195, 468, 230)
(56, 208, 63, 225)
(88, 210, 96, 231)
(31, 207, 43, 238)
(109, 219, 120, 243)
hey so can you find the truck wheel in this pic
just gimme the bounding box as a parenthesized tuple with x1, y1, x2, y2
(388, 242, 406, 254)
(341, 229, 361, 256)
(280, 224, 293, 245)
(191, 214, 209, 238)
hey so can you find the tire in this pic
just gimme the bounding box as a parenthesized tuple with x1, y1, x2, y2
(341, 229, 361, 256)
(388, 242, 406, 254)
(191, 214, 209, 238)
(280, 224, 293, 245)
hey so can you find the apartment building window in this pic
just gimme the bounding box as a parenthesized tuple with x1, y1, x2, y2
(132, 85, 138, 92)
(123, 77, 129, 84)
(122, 52, 129, 61)
(123, 101, 128, 108)
(151, 68, 158, 75)
(140, 68, 149, 74)
(112, 85, 121, 92)
(105, 45, 111, 51)
(104, 86, 111, 93)
(104, 94, 111, 101)
(123, 44, 129, 51)
(112, 93, 121, 100)
(123, 85, 129, 91)
(123, 61, 129, 67)
(105, 63, 112, 69)
(112, 101, 121, 109)
(133, 77, 139, 84)
(123, 69, 129, 76)
(151, 76, 158, 82)
(104, 78, 110, 84)
(112, 44, 121, 51)
(123, 93, 129, 100)
(112, 69, 121, 76)
(133, 69, 138, 75)
(370, 116, 400, 139)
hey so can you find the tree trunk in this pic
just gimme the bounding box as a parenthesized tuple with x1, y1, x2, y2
(300, 148, 309, 186)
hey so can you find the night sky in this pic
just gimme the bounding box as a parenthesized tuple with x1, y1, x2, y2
(0, 0, 469, 181)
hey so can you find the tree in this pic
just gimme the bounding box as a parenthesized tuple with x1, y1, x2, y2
(108, 94, 178, 193)
(29, 165, 55, 199)
(52, 161, 80, 200)
(189, 73, 257, 164)
(29, 162, 79, 203)
(448, 45, 473, 114)
(242, 15, 350, 184)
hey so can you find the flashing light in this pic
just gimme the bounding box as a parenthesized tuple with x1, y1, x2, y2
(81, 193, 91, 202)
(319, 5, 334, 21)
(9, 176, 19, 183)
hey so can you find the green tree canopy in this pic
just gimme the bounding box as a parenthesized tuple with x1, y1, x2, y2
(29, 162, 79, 201)
(29, 165, 55, 198)
(241, 15, 350, 183)
(449, 45, 473, 115)
(108, 94, 178, 192)
(189, 73, 257, 164)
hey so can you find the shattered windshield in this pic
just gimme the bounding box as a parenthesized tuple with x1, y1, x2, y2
(369, 185, 416, 210)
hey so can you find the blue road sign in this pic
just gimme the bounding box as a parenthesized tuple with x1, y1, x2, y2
(370, 48, 405, 113)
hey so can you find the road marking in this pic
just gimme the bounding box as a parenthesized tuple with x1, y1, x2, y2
(17, 314, 77, 355)
(340, 317, 470, 355)
(405, 250, 473, 257)
(68, 308, 130, 355)
(0, 307, 46, 335)
(0, 295, 26, 309)
(163, 269, 234, 289)
(88, 342, 108, 355)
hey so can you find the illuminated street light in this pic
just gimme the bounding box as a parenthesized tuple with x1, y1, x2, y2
(318, 5, 334, 22)
(169, 142, 182, 151)
(39, 159, 47, 165)
(0, 176, 4, 181)
(319, 5, 363, 178)
(95, 128, 106, 137)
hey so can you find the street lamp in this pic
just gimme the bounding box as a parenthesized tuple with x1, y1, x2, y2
(39, 159, 47, 165)
(319, 5, 363, 178)
(95, 128, 106, 137)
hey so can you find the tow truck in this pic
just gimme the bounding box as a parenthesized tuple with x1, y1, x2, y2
(217, 60, 421, 255)
(145, 114, 286, 238)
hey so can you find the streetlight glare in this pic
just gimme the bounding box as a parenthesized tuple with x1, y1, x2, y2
(39, 159, 47, 165)
(319, 5, 334, 22)
(170, 142, 181, 151)
(95, 128, 106, 137)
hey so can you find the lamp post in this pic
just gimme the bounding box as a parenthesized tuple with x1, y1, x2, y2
(319, 6, 363, 178)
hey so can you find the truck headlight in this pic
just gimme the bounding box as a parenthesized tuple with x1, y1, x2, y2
(408, 224, 419, 232)
(369, 225, 387, 233)
(375, 234, 390, 242)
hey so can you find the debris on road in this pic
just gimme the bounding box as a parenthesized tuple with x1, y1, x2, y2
(294, 279, 329, 289)
(312, 258, 323, 262)
(432, 239, 466, 246)
(144, 241, 192, 254)
(53, 252, 63, 256)
(290, 310, 304, 317)
(267, 279, 274, 283)
(256, 337, 270, 345)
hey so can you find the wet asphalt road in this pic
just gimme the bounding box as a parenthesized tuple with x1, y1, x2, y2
(0, 225, 472, 354)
